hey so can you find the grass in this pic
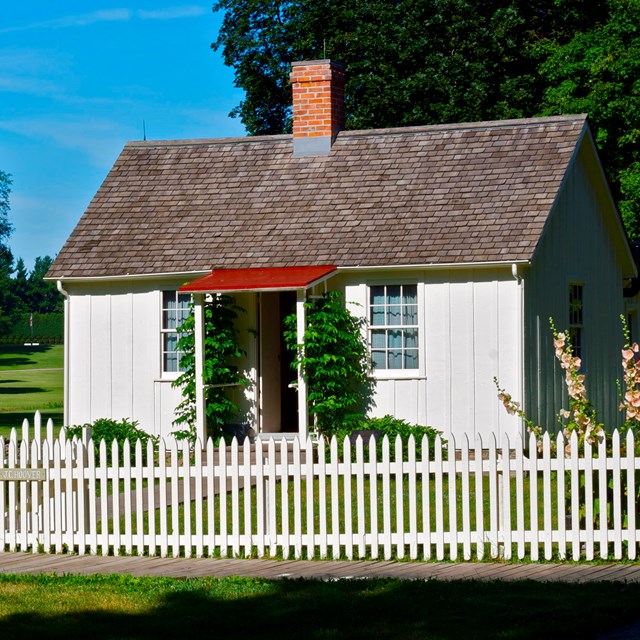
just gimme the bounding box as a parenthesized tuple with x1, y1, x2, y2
(0, 573, 638, 639)
(0, 345, 64, 437)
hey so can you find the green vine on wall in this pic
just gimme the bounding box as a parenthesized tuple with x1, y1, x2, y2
(172, 295, 248, 442)
(284, 291, 374, 437)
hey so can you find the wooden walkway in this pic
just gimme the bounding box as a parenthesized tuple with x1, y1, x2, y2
(0, 553, 639, 582)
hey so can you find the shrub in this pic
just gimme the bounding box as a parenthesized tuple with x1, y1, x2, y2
(65, 418, 157, 463)
(334, 415, 445, 461)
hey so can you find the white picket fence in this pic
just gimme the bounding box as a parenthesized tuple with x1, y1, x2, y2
(2, 415, 640, 561)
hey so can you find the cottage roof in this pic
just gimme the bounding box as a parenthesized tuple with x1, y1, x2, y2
(49, 114, 589, 279)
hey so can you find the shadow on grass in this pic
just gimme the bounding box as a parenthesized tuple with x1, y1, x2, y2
(0, 345, 54, 369)
(0, 387, 46, 395)
(0, 410, 63, 435)
(0, 576, 638, 640)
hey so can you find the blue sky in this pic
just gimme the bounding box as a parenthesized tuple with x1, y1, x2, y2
(1, 2, 245, 271)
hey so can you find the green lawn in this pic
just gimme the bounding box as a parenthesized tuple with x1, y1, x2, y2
(0, 573, 637, 639)
(0, 345, 64, 437)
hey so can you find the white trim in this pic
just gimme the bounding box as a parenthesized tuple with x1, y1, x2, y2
(45, 270, 209, 283)
(56, 280, 70, 426)
(338, 260, 529, 273)
(296, 289, 308, 440)
(193, 294, 206, 443)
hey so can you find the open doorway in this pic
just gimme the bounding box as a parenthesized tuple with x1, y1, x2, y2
(259, 291, 298, 433)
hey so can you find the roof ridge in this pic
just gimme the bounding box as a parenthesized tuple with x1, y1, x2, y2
(125, 114, 587, 149)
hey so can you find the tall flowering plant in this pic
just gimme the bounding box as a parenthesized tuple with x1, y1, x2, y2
(619, 314, 640, 430)
(495, 317, 603, 450)
(549, 319, 603, 446)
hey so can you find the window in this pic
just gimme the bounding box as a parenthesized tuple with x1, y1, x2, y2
(370, 284, 419, 370)
(568, 284, 583, 359)
(161, 291, 191, 373)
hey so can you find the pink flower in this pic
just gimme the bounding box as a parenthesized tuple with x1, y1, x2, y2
(623, 349, 635, 361)
(554, 333, 566, 349)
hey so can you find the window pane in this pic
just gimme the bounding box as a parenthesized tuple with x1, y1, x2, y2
(403, 305, 418, 326)
(370, 286, 385, 306)
(387, 305, 401, 325)
(404, 329, 418, 349)
(372, 351, 386, 370)
(371, 330, 386, 349)
(387, 285, 401, 305)
(163, 310, 176, 330)
(388, 330, 402, 349)
(178, 293, 191, 309)
(405, 350, 419, 368)
(164, 353, 177, 372)
(164, 332, 177, 351)
(388, 350, 402, 369)
(403, 285, 417, 305)
(371, 306, 385, 326)
(163, 291, 176, 310)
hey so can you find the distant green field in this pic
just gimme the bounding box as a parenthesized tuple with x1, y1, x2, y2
(0, 345, 64, 437)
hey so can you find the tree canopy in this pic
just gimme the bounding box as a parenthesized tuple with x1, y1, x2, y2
(212, 0, 609, 133)
(0, 170, 12, 245)
(0, 171, 13, 332)
(212, 0, 640, 238)
(538, 0, 640, 239)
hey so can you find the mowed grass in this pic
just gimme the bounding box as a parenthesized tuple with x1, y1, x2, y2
(0, 573, 638, 639)
(0, 345, 64, 437)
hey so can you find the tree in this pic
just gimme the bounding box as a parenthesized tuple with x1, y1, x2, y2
(538, 0, 640, 240)
(0, 171, 13, 333)
(12, 258, 29, 315)
(0, 171, 11, 244)
(27, 256, 63, 314)
(212, 0, 609, 135)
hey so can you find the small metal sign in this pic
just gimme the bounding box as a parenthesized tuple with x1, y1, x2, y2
(0, 469, 47, 482)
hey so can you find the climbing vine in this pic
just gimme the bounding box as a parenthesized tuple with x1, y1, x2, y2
(172, 295, 247, 442)
(284, 291, 374, 437)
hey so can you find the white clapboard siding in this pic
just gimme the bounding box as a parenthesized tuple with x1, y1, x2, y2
(4, 416, 640, 561)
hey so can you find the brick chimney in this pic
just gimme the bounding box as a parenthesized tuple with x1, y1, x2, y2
(290, 60, 345, 157)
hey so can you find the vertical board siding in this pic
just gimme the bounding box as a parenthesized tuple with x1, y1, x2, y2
(111, 293, 134, 420)
(346, 271, 520, 441)
(5, 421, 640, 562)
(89, 294, 112, 419)
(67, 283, 178, 438)
(525, 145, 627, 431)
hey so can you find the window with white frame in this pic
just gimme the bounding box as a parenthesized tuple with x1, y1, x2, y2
(161, 291, 191, 373)
(568, 283, 584, 360)
(369, 284, 419, 370)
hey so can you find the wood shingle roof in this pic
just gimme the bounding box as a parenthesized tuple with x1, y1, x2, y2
(48, 114, 587, 279)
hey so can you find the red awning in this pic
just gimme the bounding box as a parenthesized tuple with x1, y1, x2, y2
(179, 265, 337, 293)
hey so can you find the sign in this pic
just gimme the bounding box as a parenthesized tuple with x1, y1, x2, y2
(0, 469, 47, 482)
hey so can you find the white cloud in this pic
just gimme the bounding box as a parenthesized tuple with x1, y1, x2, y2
(0, 117, 128, 169)
(0, 48, 69, 97)
(0, 9, 132, 33)
(137, 6, 208, 20)
(1, 6, 208, 33)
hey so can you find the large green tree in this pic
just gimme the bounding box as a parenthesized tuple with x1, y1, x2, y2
(212, 0, 608, 134)
(0, 171, 14, 333)
(213, 0, 640, 233)
(26, 256, 63, 314)
(538, 0, 640, 240)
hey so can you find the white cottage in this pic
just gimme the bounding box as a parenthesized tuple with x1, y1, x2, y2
(47, 60, 636, 442)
